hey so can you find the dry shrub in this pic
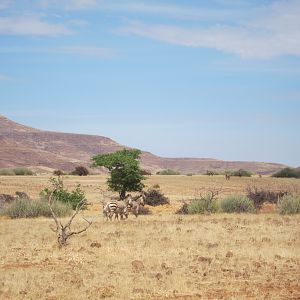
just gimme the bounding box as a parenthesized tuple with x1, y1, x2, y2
(246, 184, 288, 209)
(143, 187, 169, 206)
(176, 202, 189, 214)
(221, 194, 255, 213)
(277, 195, 300, 214)
(0, 198, 72, 218)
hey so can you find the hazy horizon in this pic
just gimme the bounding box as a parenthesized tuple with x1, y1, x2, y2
(1, 1, 300, 167)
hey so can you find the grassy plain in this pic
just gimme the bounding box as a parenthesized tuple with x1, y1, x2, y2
(0, 175, 300, 299)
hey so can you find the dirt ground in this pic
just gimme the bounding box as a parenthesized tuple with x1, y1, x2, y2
(0, 175, 300, 299)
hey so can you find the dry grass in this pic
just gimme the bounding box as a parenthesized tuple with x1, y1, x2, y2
(0, 175, 300, 299)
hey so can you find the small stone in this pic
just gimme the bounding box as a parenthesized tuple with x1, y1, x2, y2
(90, 242, 101, 248)
(226, 251, 234, 258)
(132, 260, 144, 272)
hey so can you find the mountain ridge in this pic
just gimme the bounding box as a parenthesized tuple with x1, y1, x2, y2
(0, 115, 286, 174)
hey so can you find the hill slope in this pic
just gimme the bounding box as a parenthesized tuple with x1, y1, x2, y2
(0, 115, 286, 174)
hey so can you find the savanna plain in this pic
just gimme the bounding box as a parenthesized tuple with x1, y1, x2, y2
(0, 175, 300, 299)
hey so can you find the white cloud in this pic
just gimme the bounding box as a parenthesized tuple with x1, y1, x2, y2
(0, 15, 72, 36)
(119, 0, 300, 59)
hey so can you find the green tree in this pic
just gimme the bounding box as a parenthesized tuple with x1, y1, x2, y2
(91, 149, 145, 199)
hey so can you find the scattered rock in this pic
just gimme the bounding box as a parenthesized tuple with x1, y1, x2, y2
(166, 268, 173, 276)
(90, 242, 101, 248)
(197, 256, 212, 264)
(132, 260, 144, 272)
(226, 251, 234, 258)
(207, 242, 219, 249)
(95, 286, 115, 298)
(45, 287, 54, 293)
(155, 273, 163, 280)
(161, 262, 168, 270)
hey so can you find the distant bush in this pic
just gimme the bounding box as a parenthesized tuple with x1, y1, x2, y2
(143, 187, 169, 206)
(272, 168, 300, 178)
(40, 177, 87, 210)
(156, 169, 180, 175)
(230, 169, 252, 177)
(187, 191, 219, 214)
(71, 166, 89, 176)
(0, 198, 72, 218)
(53, 169, 65, 176)
(140, 169, 152, 176)
(13, 167, 33, 176)
(246, 184, 287, 210)
(277, 195, 300, 215)
(221, 195, 255, 213)
(205, 170, 218, 176)
(0, 168, 15, 176)
(186, 173, 194, 176)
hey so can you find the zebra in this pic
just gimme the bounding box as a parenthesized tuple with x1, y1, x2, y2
(129, 194, 145, 217)
(102, 194, 132, 221)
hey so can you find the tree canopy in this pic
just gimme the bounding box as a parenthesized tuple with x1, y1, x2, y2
(91, 149, 145, 199)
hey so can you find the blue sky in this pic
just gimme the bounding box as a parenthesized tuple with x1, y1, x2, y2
(0, 0, 299, 166)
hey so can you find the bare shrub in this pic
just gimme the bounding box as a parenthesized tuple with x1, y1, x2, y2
(143, 187, 169, 206)
(48, 192, 92, 247)
(246, 184, 287, 210)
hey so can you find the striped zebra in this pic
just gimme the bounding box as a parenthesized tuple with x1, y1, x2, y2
(103, 194, 132, 221)
(129, 194, 145, 217)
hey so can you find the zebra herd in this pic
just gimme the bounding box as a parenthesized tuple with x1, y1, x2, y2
(102, 194, 145, 221)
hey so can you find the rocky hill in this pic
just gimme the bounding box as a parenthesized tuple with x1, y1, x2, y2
(0, 115, 286, 174)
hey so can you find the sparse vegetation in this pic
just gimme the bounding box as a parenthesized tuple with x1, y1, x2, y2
(143, 187, 169, 206)
(0, 174, 300, 298)
(0, 167, 33, 176)
(272, 167, 300, 178)
(187, 191, 219, 214)
(40, 177, 87, 210)
(71, 166, 89, 176)
(221, 194, 255, 213)
(0, 198, 72, 218)
(156, 169, 180, 175)
(0, 168, 15, 176)
(13, 167, 34, 176)
(277, 194, 300, 214)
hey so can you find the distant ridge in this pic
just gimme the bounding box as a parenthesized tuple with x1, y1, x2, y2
(0, 115, 287, 174)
